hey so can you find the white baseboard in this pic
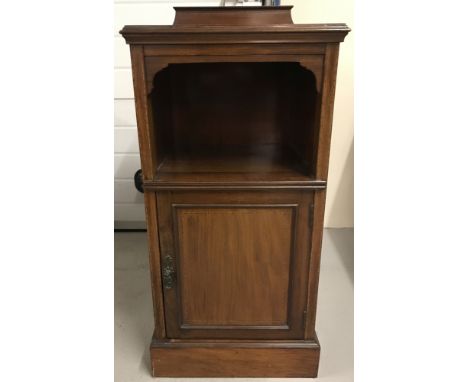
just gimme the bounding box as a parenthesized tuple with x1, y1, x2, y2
(114, 220, 147, 230)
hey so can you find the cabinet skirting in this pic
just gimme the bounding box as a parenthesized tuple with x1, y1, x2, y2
(150, 338, 321, 377)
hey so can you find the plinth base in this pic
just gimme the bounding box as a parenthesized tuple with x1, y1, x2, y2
(150, 338, 320, 377)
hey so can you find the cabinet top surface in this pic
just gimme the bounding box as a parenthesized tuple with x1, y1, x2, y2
(120, 6, 350, 43)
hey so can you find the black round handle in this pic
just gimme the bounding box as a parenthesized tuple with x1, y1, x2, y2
(134, 169, 144, 193)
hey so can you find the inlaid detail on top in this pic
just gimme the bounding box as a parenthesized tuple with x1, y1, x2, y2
(173, 6, 293, 27)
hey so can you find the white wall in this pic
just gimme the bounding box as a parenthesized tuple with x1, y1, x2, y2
(114, 0, 354, 228)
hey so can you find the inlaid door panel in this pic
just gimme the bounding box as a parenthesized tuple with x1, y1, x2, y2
(156, 191, 314, 340)
(178, 205, 292, 327)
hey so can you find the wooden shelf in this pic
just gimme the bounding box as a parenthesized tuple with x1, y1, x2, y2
(144, 145, 326, 190)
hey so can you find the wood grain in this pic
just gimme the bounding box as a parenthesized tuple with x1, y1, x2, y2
(122, 5, 350, 377)
(313, 43, 341, 181)
(147, 144, 323, 190)
(157, 190, 313, 340)
(151, 340, 320, 377)
(143, 43, 326, 57)
(176, 205, 294, 327)
(129, 45, 156, 179)
(144, 60, 323, 184)
(305, 190, 327, 339)
(173, 6, 293, 27)
(142, 192, 165, 338)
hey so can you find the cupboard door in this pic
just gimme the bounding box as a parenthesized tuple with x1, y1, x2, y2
(156, 191, 314, 340)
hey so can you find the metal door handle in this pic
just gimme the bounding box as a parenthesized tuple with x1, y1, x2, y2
(162, 254, 176, 289)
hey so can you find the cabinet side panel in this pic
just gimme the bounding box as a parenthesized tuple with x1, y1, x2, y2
(305, 190, 327, 339)
(305, 44, 340, 338)
(129, 45, 157, 178)
(313, 43, 340, 181)
(143, 192, 165, 338)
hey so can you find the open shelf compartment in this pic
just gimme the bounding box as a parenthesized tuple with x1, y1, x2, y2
(146, 61, 322, 189)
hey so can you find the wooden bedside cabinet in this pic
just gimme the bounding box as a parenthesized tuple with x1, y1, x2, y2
(120, 6, 349, 377)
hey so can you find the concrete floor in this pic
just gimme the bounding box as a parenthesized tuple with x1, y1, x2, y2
(115, 229, 353, 381)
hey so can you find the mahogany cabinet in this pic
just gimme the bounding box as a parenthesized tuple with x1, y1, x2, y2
(121, 6, 349, 378)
